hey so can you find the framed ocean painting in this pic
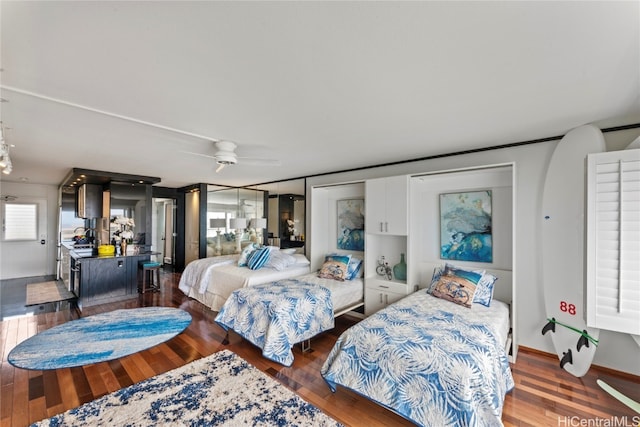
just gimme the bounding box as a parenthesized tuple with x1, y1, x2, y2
(440, 190, 493, 263)
(337, 198, 364, 251)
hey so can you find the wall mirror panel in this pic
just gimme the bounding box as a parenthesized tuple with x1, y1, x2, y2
(109, 182, 147, 246)
(206, 185, 267, 256)
(251, 179, 305, 253)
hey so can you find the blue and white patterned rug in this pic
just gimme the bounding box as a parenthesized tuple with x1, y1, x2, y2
(9, 307, 192, 370)
(33, 349, 343, 426)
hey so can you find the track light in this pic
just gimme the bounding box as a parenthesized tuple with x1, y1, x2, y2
(0, 125, 13, 175)
(2, 157, 11, 174)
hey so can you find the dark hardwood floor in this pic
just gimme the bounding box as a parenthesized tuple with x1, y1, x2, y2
(1, 271, 639, 426)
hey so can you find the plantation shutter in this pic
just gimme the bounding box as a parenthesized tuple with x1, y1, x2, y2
(586, 149, 640, 335)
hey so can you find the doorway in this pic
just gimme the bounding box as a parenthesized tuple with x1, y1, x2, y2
(152, 198, 176, 269)
(0, 197, 50, 279)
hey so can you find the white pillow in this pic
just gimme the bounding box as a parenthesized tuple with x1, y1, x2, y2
(266, 250, 296, 271)
(280, 248, 296, 255)
(291, 254, 310, 266)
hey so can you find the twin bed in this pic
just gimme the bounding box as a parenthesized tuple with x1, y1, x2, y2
(180, 251, 513, 426)
(322, 288, 513, 426)
(320, 263, 514, 426)
(178, 251, 312, 312)
(214, 273, 364, 366)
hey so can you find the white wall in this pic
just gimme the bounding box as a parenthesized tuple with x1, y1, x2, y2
(409, 167, 513, 275)
(307, 129, 640, 376)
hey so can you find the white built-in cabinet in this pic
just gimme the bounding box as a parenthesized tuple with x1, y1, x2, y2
(365, 175, 408, 235)
(365, 278, 411, 315)
(364, 175, 411, 316)
(311, 168, 515, 355)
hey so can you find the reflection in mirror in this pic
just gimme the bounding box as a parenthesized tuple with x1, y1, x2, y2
(206, 185, 267, 256)
(206, 185, 239, 257)
(109, 182, 146, 246)
(252, 179, 305, 254)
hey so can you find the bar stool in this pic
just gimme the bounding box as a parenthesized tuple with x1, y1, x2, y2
(139, 261, 161, 293)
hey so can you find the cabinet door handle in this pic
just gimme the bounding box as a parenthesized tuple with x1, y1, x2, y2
(380, 222, 384, 232)
(379, 293, 383, 303)
(385, 294, 389, 304)
(385, 222, 388, 232)
(379, 285, 389, 289)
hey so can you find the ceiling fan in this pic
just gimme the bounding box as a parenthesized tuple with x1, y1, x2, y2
(183, 141, 281, 173)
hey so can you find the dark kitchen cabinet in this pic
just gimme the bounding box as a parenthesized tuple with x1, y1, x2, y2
(85, 258, 127, 301)
(76, 183, 103, 219)
(75, 253, 152, 310)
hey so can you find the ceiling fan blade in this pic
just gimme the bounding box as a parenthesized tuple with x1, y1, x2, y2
(182, 142, 279, 169)
(236, 157, 282, 166)
(180, 150, 217, 160)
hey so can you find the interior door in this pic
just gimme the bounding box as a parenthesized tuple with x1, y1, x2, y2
(163, 201, 175, 264)
(152, 197, 176, 266)
(0, 197, 49, 279)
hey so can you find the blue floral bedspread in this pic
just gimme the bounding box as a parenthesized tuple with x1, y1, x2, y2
(321, 290, 514, 427)
(215, 279, 334, 366)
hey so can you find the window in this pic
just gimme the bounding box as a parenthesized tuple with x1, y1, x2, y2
(3, 202, 38, 241)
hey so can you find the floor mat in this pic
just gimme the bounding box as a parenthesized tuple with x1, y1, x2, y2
(25, 281, 76, 306)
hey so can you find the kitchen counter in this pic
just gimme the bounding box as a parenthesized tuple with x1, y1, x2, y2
(62, 241, 158, 259)
(61, 242, 160, 310)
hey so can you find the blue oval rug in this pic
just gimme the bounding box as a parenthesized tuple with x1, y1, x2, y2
(8, 307, 192, 370)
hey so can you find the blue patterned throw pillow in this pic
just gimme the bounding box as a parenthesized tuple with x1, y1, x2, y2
(345, 257, 363, 280)
(427, 265, 445, 294)
(247, 246, 271, 270)
(473, 271, 498, 307)
(238, 243, 259, 267)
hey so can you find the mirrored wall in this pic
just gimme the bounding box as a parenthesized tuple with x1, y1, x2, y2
(109, 182, 148, 246)
(205, 185, 259, 256)
(205, 179, 305, 256)
(251, 179, 306, 254)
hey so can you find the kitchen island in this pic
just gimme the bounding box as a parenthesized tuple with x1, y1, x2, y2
(61, 242, 159, 311)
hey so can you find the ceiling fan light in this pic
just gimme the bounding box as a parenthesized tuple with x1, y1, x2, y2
(214, 140, 238, 165)
(215, 154, 237, 165)
(0, 156, 7, 168)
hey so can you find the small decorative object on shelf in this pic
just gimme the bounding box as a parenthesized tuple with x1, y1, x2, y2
(376, 256, 393, 280)
(120, 238, 127, 256)
(393, 253, 407, 281)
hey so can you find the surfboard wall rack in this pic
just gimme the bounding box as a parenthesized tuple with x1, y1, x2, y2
(542, 317, 599, 367)
(542, 318, 599, 346)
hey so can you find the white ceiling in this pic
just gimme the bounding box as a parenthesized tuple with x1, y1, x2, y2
(1, 1, 638, 189)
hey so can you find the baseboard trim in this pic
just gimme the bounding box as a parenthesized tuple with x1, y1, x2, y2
(518, 345, 640, 382)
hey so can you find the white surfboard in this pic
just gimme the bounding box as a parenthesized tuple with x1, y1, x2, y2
(541, 124, 605, 377)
